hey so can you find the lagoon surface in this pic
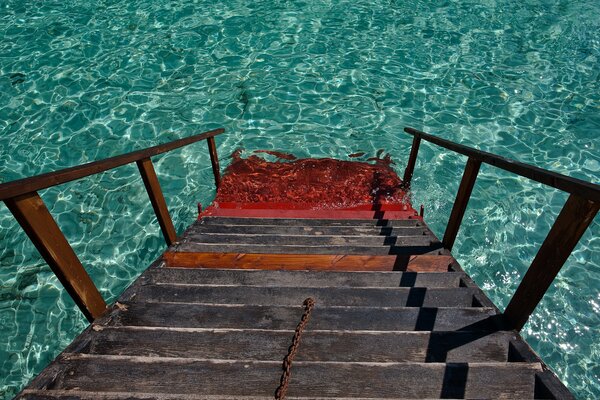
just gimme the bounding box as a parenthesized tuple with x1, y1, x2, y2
(0, 0, 599, 398)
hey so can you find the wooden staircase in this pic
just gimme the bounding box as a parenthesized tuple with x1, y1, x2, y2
(8, 126, 593, 399)
(18, 213, 571, 399)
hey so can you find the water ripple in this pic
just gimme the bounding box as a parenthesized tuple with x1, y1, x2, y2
(1, 0, 599, 398)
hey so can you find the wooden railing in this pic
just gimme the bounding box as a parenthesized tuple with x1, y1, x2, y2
(403, 127, 600, 331)
(0, 128, 224, 322)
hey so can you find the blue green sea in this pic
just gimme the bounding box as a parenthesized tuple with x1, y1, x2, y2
(1, 0, 599, 398)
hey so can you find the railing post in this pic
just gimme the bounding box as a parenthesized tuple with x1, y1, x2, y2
(442, 157, 481, 250)
(207, 136, 221, 189)
(402, 135, 421, 188)
(504, 195, 599, 331)
(4, 192, 107, 322)
(136, 158, 177, 247)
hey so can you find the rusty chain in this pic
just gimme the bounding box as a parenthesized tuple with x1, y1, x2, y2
(274, 297, 316, 400)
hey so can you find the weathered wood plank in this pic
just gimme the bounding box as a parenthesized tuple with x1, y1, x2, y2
(442, 157, 481, 251)
(81, 327, 516, 363)
(504, 194, 600, 330)
(18, 392, 262, 400)
(199, 217, 423, 227)
(180, 233, 436, 247)
(206, 136, 221, 188)
(172, 243, 445, 256)
(189, 224, 429, 237)
(162, 253, 455, 272)
(17, 391, 455, 400)
(107, 302, 502, 331)
(402, 134, 421, 188)
(33, 354, 542, 398)
(136, 158, 177, 246)
(4, 192, 107, 322)
(126, 285, 479, 308)
(147, 268, 465, 288)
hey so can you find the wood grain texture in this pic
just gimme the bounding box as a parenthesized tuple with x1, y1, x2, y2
(147, 268, 465, 288)
(15, 212, 573, 399)
(32, 354, 542, 399)
(504, 194, 600, 330)
(402, 135, 421, 188)
(162, 253, 455, 272)
(4, 192, 106, 322)
(188, 223, 428, 236)
(180, 234, 438, 248)
(107, 302, 502, 331)
(442, 157, 481, 251)
(206, 136, 221, 189)
(80, 327, 516, 363)
(136, 158, 177, 246)
(171, 243, 445, 256)
(17, 390, 475, 399)
(125, 284, 479, 308)
(182, 233, 435, 246)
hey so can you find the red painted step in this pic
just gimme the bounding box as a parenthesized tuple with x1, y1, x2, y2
(199, 205, 420, 220)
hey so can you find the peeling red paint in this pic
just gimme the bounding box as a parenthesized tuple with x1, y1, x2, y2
(207, 150, 413, 214)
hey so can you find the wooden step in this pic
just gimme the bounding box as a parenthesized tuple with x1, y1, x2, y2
(17, 390, 480, 399)
(125, 285, 480, 308)
(17, 390, 458, 399)
(214, 201, 412, 211)
(77, 327, 517, 363)
(27, 354, 542, 398)
(106, 303, 503, 331)
(172, 243, 445, 256)
(199, 217, 423, 227)
(190, 224, 429, 236)
(163, 253, 455, 272)
(201, 208, 418, 219)
(146, 268, 466, 288)
(182, 233, 436, 247)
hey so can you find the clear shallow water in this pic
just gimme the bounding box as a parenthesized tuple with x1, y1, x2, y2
(0, 0, 598, 397)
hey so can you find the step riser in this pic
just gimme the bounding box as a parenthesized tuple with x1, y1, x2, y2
(201, 208, 418, 219)
(81, 328, 515, 363)
(147, 269, 464, 288)
(109, 303, 502, 332)
(173, 243, 445, 256)
(125, 285, 479, 308)
(162, 253, 455, 272)
(182, 234, 433, 247)
(191, 225, 428, 236)
(199, 217, 423, 227)
(35, 356, 540, 398)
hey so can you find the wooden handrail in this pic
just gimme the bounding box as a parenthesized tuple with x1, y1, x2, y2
(1, 128, 225, 322)
(442, 158, 481, 251)
(404, 127, 600, 202)
(0, 128, 224, 201)
(402, 126, 600, 330)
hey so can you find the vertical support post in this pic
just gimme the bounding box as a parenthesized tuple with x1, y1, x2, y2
(442, 157, 481, 251)
(137, 157, 177, 246)
(207, 136, 221, 189)
(504, 195, 599, 331)
(402, 135, 421, 188)
(4, 192, 106, 322)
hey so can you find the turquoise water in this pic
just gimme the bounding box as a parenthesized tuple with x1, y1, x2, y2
(0, 0, 598, 397)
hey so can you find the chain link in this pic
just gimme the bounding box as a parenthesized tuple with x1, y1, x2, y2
(274, 297, 316, 400)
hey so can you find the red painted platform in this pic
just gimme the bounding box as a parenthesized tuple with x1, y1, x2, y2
(199, 151, 418, 219)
